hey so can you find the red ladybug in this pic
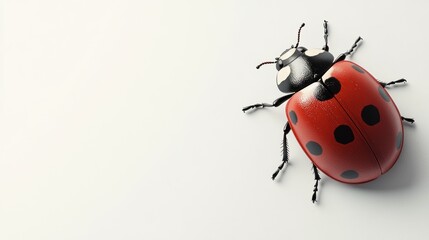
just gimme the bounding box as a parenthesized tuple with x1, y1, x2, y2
(243, 21, 414, 203)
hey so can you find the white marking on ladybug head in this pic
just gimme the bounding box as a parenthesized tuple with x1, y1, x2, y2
(280, 49, 296, 60)
(277, 65, 291, 85)
(305, 49, 324, 57)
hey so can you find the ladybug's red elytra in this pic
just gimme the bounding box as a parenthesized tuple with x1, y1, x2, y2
(243, 21, 414, 203)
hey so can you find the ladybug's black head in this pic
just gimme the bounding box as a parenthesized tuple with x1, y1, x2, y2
(256, 23, 334, 93)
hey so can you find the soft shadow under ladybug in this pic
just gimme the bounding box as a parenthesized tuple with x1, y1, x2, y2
(242, 21, 414, 203)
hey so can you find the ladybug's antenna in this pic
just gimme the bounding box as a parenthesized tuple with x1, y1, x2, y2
(295, 23, 305, 48)
(256, 61, 276, 69)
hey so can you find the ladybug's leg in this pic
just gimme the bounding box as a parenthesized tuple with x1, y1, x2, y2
(333, 36, 363, 64)
(401, 116, 415, 124)
(272, 122, 291, 180)
(322, 20, 329, 51)
(379, 78, 407, 88)
(379, 80, 414, 123)
(311, 164, 321, 203)
(242, 93, 294, 113)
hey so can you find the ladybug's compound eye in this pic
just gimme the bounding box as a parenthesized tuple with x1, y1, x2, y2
(276, 59, 283, 71)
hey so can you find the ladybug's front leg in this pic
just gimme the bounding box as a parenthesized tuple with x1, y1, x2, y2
(333, 36, 363, 64)
(322, 20, 329, 51)
(242, 93, 294, 113)
(272, 122, 291, 180)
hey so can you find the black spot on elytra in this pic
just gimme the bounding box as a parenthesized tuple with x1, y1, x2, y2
(324, 77, 341, 94)
(314, 84, 334, 101)
(341, 170, 359, 179)
(352, 64, 365, 73)
(306, 141, 323, 156)
(396, 131, 403, 149)
(378, 86, 390, 102)
(334, 125, 355, 144)
(314, 78, 341, 101)
(289, 111, 298, 125)
(361, 105, 380, 126)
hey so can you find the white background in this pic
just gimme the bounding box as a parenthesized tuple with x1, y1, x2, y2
(1, 1, 428, 239)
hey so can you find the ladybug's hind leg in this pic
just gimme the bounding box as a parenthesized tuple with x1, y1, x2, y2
(272, 122, 291, 180)
(311, 164, 321, 203)
(379, 78, 407, 88)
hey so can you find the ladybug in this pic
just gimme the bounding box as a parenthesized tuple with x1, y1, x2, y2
(242, 21, 414, 203)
